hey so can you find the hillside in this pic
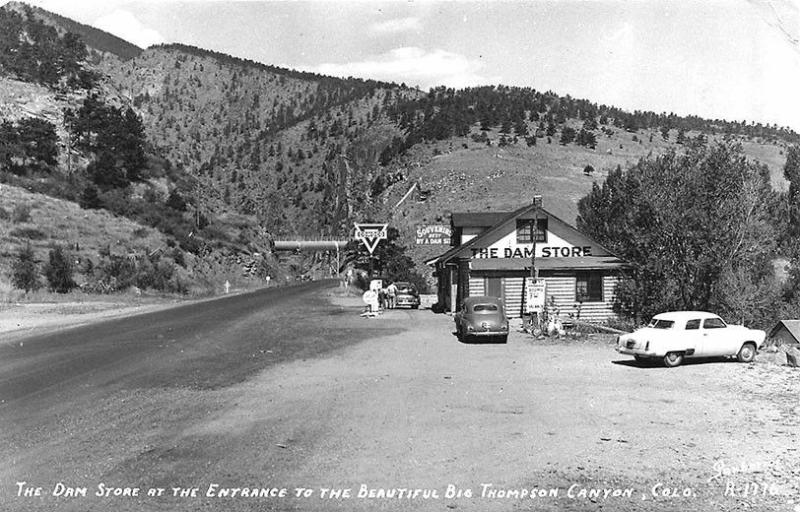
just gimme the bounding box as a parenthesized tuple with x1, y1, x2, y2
(104, 43, 420, 235)
(0, 183, 169, 296)
(3, 1, 142, 60)
(0, 1, 798, 294)
(376, 124, 791, 273)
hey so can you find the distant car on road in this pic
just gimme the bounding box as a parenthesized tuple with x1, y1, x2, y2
(393, 281, 420, 309)
(454, 296, 509, 343)
(616, 311, 766, 367)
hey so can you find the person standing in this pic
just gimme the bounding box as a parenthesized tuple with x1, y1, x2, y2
(386, 281, 398, 309)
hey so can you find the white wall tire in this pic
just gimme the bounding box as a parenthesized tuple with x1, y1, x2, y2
(737, 343, 756, 363)
(663, 352, 684, 368)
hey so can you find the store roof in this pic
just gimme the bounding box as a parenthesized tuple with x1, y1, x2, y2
(428, 203, 624, 267)
(470, 257, 629, 271)
(428, 203, 532, 266)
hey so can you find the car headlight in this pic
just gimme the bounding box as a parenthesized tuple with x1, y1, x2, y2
(467, 325, 474, 331)
(500, 323, 508, 331)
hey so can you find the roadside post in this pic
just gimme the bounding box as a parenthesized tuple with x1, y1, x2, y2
(528, 195, 543, 333)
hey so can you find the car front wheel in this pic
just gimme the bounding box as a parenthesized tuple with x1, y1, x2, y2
(737, 343, 757, 363)
(663, 352, 684, 368)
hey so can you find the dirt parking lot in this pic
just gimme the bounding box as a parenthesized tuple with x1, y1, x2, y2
(2, 289, 799, 512)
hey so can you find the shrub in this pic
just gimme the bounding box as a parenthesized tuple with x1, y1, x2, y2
(12, 203, 31, 223)
(44, 245, 77, 293)
(85, 252, 187, 294)
(10, 227, 47, 240)
(11, 244, 39, 292)
(79, 185, 102, 209)
(0, 207, 9, 220)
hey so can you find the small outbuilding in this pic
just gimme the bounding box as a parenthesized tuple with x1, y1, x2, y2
(767, 320, 800, 346)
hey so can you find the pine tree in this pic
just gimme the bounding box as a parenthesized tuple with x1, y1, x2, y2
(559, 127, 576, 145)
(44, 245, 76, 293)
(80, 185, 102, 209)
(12, 244, 39, 292)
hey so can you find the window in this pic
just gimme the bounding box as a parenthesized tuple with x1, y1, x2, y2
(703, 317, 727, 329)
(473, 304, 499, 312)
(516, 219, 548, 243)
(685, 319, 701, 330)
(576, 271, 603, 302)
(647, 319, 675, 329)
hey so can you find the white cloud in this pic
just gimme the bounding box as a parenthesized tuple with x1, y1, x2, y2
(308, 47, 498, 90)
(369, 17, 421, 35)
(93, 9, 166, 48)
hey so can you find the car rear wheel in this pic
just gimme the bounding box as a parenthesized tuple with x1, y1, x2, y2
(737, 343, 756, 363)
(663, 352, 684, 368)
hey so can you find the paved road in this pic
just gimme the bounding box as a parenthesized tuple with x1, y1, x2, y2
(0, 281, 343, 404)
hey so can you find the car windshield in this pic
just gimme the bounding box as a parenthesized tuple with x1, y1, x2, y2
(473, 304, 499, 312)
(647, 319, 675, 329)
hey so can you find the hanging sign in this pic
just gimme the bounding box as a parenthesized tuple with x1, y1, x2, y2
(354, 223, 388, 254)
(526, 279, 547, 314)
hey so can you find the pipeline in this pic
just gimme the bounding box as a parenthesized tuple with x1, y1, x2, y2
(273, 240, 349, 251)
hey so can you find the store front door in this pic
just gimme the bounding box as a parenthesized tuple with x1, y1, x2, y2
(486, 277, 502, 298)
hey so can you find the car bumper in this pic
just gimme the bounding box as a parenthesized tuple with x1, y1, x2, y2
(396, 299, 419, 307)
(616, 346, 655, 357)
(466, 329, 507, 337)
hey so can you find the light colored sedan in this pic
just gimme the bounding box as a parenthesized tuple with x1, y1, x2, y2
(616, 311, 766, 367)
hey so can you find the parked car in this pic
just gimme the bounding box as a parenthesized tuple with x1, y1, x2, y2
(454, 296, 509, 343)
(393, 282, 420, 309)
(616, 311, 766, 367)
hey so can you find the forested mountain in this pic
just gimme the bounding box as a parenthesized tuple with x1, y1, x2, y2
(106, 43, 419, 236)
(2, 1, 142, 59)
(1, 1, 798, 294)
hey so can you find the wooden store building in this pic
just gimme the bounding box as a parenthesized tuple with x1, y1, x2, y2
(427, 202, 630, 323)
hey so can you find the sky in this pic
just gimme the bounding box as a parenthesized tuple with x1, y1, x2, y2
(18, 0, 800, 132)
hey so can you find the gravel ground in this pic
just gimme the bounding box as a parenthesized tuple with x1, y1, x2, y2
(2, 288, 798, 512)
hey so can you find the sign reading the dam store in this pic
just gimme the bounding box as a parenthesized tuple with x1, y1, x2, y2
(471, 246, 593, 258)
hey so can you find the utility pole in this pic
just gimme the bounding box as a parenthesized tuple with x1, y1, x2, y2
(529, 195, 543, 330)
(530, 195, 543, 282)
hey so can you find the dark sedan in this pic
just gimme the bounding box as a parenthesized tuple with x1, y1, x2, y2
(394, 282, 420, 309)
(454, 296, 509, 343)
